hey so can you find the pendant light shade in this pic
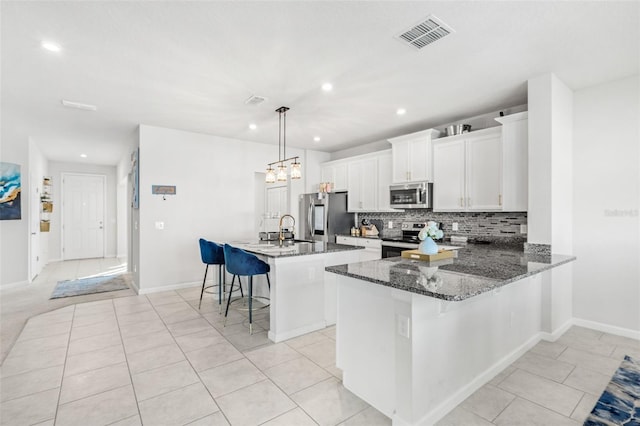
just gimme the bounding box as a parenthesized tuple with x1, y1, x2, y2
(290, 159, 302, 179)
(265, 166, 276, 183)
(265, 106, 302, 183)
(276, 164, 287, 182)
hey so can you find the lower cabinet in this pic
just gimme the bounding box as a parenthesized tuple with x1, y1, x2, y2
(336, 236, 382, 261)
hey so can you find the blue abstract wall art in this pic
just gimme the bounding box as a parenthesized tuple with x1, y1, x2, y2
(0, 162, 22, 220)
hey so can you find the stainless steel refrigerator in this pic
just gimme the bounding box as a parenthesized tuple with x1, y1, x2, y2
(299, 192, 354, 243)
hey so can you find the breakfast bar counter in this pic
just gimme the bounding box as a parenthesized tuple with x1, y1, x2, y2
(326, 244, 575, 301)
(228, 240, 365, 342)
(326, 244, 576, 426)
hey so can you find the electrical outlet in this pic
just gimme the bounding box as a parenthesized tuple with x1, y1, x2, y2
(396, 314, 411, 338)
(452, 222, 459, 231)
(155, 221, 164, 230)
(520, 224, 528, 234)
(388, 221, 393, 229)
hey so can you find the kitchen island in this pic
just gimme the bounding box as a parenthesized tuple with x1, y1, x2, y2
(326, 244, 576, 426)
(230, 240, 364, 342)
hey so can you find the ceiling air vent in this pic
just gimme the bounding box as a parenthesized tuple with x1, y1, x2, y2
(397, 15, 454, 50)
(245, 95, 267, 106)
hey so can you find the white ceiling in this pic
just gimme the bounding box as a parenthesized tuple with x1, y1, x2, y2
(2, 1, 638, 166)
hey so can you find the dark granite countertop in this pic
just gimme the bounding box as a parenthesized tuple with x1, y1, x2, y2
(231, 241, 363, 258)
(325, 244, 575, 301)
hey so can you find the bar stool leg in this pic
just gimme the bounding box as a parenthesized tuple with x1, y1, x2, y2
(218, 265, 223, 313)
(223, 275, 236, 326)
(248, 276, 253, 335)
(198, 264, 209, 310)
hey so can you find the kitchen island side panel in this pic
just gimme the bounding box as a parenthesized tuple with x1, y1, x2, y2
(336, 272, 545, 426)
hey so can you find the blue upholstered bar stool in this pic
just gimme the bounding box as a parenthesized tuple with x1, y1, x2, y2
(223, 244, 271, 334)
(198, 239, 243, 312)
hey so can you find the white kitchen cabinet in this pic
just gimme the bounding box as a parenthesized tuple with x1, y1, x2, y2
(433, 139, 466, 210)
(348, 157, 377, 212)
(319, 150, 392, 213)
(495, 111, 528, 211)
(321, 162, 348, 191)
(467, 132, 502, 210)
(388, 128, 441, 183)
(377, 151, 393, 211)
(336, 236, 382, 261)
(433, 127, 503, 212)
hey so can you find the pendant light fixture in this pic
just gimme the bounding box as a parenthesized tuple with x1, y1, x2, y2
(265, 106, 301, 183)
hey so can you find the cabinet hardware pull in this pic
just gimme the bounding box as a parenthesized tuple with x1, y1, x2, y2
(460, 197, 463, 207)
(499, 194, 502, 206)
(468, 197, 471, 206)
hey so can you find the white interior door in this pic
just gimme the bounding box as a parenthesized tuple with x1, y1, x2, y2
(63, 173, 105, 260)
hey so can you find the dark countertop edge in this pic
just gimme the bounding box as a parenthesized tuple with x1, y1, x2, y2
(325, 254, 577, 302)
(244, 244, 364, 259)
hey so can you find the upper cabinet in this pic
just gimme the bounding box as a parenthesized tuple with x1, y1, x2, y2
(321, 162, 348, 192)
(432, 112, 528, 212)
(319, 150, 394, 213)
(347, 157, 378, 212)
(388, 129, 441, 183)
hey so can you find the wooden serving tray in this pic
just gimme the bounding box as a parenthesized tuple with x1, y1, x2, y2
(401, 249, 454, 262)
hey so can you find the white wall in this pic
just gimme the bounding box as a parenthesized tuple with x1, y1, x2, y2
(0, 136, 29, 287)
(527, 75, 554, 245)
(47, 161, 118, 261)
(573, 75, 639, 331)
(136, 124, 328, 292)
(28, 140, 49, 279)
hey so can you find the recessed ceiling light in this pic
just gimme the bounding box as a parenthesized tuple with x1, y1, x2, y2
(249, 123, 257, 130)
(321, 83, 333, 92)
(61, 100, 97, 111)
(41, 41, 61, 52)
(80, 154, 87, 158)
(396, 108, 407, 116)
(313, 136, 321, 142)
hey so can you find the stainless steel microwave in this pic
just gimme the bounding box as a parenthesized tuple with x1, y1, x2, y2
(389, 182, 433, 209)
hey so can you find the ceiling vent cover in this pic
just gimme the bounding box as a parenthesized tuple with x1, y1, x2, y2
(245, 95, 267, 106)
(397, 15, 454, 50)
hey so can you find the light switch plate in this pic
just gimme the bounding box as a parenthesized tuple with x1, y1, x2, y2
(452, 222, 459, 231)
(155, 221, 164, 230)
(520, 224, 528, 234)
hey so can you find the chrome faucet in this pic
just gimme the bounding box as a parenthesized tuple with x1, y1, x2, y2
(279, 214, 296, 244)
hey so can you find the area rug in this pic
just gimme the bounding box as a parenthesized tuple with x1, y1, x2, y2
(584, 355, 640, 426)
(50, 274, 131, 299)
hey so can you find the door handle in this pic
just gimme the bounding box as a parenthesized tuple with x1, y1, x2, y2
(308, 202, 313, 237)
(31, 232, 36, 235)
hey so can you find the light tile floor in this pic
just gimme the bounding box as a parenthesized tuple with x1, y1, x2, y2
(1, 259, 639, 425)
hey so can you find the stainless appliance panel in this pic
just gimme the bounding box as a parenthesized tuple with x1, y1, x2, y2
(299, 192, 354, 243)
(389, 182, 433, 209)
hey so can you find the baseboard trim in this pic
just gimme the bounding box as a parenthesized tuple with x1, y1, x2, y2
(0, 280, 29, 291)
(128, 278, 140, 295)
(418, 333, 542, 426)
(540, 318, 575, 342)
(137, 280, 200, 295)
(573, 318, 640, 341)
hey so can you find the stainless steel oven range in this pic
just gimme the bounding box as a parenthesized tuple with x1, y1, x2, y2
(380, 221, 443, 258)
